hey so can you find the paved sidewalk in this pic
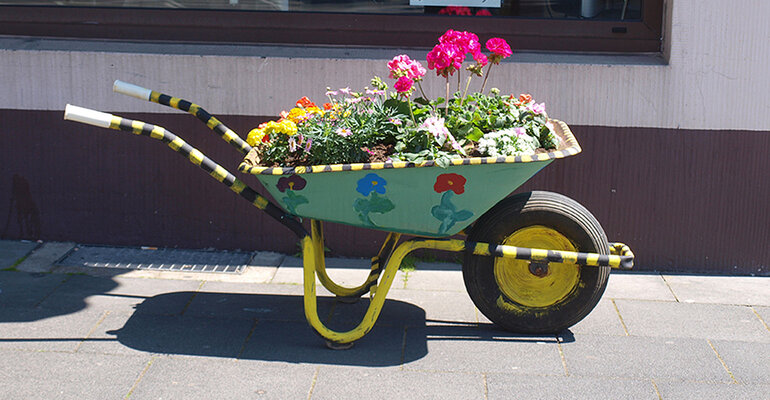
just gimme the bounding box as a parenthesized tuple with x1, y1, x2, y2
(0, 240, 768, 399)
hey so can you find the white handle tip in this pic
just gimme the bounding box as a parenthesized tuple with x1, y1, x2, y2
(64, 104, 114, 128)
(113, 80, 152, 100)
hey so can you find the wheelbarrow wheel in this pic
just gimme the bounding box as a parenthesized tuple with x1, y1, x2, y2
(463, 191, 610, 333)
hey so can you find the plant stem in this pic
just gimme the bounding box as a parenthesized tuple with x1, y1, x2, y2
(457, 70, 461, 93)
(461, 75, 473, 106)
(445, 77, 450, 117)
(480, 63, 493, 93)
(405, 95, 417, 125)
(417, 81, 436, 114)
(417, 81, 429, 102)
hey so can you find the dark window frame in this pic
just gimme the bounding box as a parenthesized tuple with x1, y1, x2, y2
(0, 2, 663, 53)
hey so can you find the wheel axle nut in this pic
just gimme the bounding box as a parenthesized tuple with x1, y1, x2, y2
(528, 261, 549, 277)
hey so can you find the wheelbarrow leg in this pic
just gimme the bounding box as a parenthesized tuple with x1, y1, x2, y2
(310, 220, 400, 303)
(301, 220, 409, 349)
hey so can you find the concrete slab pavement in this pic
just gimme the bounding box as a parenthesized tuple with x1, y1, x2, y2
(0, 240, 768, 399)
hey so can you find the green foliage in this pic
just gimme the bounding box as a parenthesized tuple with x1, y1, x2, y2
(253, 82, 558, 168)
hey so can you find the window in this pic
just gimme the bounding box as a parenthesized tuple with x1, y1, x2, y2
(0, 0, 663, 52)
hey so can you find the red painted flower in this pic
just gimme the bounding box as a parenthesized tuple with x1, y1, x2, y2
(434, 173, 467, 195)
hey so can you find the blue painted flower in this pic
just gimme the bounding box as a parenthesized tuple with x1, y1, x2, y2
(356, 173, 388, 196)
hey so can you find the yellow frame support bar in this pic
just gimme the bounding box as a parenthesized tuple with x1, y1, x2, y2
(301, 222, 634, 346)
(310, 220, 400, 299)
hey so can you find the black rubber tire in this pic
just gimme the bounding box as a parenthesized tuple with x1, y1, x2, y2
(463, 191, 610, 333)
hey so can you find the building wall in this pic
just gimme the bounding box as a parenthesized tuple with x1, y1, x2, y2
(1, 0, 768, 274)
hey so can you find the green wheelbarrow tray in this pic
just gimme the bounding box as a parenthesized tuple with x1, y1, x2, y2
(239, 120, 580, 238)
(64, 80, 634, 350)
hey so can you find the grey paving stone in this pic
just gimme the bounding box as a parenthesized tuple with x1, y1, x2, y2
(16, 241, 75, 273)
(0, 308, 107, 352)
(387, 288, 478, 324)
(249, 250, 286, 267)
(0, 348, 151, 400)
(271, 264, 375, 292)
(37, 274, 201, 315)
(239, 320, 411, 367)
(323, 296, 427, 330)
(663, 275, 770, 306)
(199, 280, 305, 296)
(270, 257, 409, 297)
(106, 313, 255, 359)
(0, 240, 38, 269)
(654, 380, 770, 400)
(403, 323, 563, 375)
(754, 306, 770, 328)
(131, 356, 316, 400)
(275, 255, 380, 281)
(560, 335, 734, 383)
(604, 273, 677, 301)
(278, 255, 372, 269)
(184, 289, 316, 322)
(710, 340, 770, 384)
(0, 270, 68, 309)
(312, 366, 485, 399)
(569, 297, 627, 336)
(486, 375, 660, 400)
(614, 299, 770, 342)
(76, 311, 153, 356)
(402, 269, 466, 292)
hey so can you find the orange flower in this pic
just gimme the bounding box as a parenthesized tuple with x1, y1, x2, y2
(296, 96, 316, 109)
(518, 93, 532, 104)
(323, 102, 334, 110)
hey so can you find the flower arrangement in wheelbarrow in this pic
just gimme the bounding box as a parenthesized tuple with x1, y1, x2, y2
(246, 29, 559, 168)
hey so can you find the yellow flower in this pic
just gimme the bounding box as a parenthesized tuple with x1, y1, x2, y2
(287, 107, 308, 123)
(277, 119, 298, 136)
(306, 106, 324, 116)
(246, 128, 266, 146)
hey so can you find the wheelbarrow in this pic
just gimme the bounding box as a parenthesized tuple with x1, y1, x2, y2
(64, 80, 634, 349)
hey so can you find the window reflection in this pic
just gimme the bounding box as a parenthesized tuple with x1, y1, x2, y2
(0, 0, 641, 20)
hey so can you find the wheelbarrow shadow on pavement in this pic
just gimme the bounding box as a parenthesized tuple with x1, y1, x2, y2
(108, 291, 565, 367)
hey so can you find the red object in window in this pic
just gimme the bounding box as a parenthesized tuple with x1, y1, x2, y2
(438, 6, 472, 16)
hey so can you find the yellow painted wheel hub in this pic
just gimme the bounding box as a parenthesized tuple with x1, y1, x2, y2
(494, 225, 580, 308)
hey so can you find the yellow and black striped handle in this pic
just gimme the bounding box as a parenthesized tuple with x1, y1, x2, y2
(64, 104, 307, 238)
(113, 80, 252, 155)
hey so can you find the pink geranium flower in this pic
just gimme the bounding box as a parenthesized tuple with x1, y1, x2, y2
(394, 76, 414, 93)
(388, 54, 427, 81)
(486, 38, 513, 64)
(426, 43, 464, 77)
(472, 51, 488, 67)
(439, 30, 480, 56)
(420, 116, 449, 141)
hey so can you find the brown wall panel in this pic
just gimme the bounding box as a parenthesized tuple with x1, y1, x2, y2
(1, 109, 767, 275)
